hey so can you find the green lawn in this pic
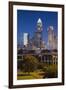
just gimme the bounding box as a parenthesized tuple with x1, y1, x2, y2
(17, 64, 58, 80)
(17, 70, 45, 80)
(17, 75, 34, 80)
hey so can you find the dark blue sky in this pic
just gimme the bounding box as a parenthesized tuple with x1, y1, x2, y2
(17, 10, 58, 46)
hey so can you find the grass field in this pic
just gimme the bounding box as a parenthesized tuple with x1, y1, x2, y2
(17, 70, 45, 80)
(17, 64, 58, 80)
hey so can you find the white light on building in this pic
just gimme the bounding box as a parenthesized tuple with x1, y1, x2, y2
(37, 18, 43, 31)
(23, 33, 29, 46)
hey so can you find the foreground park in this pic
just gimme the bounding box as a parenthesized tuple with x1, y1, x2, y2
(17, 55, 58, 80)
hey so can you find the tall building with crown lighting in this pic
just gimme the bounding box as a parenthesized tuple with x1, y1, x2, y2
(30, 18, 46, 50)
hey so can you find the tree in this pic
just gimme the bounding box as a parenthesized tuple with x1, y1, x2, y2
(23, 55, 38, 73)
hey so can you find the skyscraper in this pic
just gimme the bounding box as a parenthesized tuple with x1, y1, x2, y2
(48, 26, 57, 50)
(28, 18, 46, 50)
(23, 33, 29, 47)
(33, 18, 43, 49)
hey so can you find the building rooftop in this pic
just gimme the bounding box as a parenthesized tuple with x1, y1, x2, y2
(37, 18, 42, 24)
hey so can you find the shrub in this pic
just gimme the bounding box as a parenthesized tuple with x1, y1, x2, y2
(44, 64, 58, 78)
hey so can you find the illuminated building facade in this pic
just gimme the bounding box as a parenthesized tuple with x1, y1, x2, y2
(23, 33, 29, 48)
(48, 26, 57, 50)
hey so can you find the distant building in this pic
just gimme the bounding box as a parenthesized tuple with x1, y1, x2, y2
(23, 33, 29, 47)
(34, 18, 43, 49)
(48, 26, 57, 50)
(23, 19, 57, 50)
(30, 18, 46, 50)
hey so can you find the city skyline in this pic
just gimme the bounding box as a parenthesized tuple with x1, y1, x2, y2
(17, 10, 58, 48)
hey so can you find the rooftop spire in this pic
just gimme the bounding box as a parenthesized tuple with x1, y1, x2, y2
(37, 18, 42, 24)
